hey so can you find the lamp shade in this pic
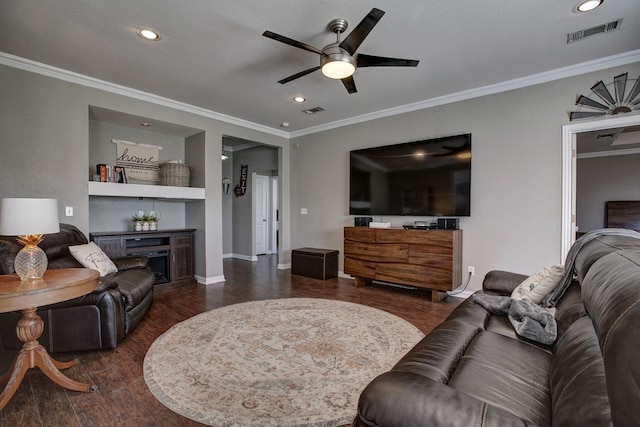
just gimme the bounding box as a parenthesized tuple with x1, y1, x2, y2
(0, 198, 60, 236)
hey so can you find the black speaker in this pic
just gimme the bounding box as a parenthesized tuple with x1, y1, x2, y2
(437, 218, 459, 230)
(354, 217, 373, 227)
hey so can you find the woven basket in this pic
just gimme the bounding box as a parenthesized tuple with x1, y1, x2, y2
(159, 163, 190, 187)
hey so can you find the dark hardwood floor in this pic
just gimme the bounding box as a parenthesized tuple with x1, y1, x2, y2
(0, 255, 462, 426)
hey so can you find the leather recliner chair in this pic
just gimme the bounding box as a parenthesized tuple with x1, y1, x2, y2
(0, 223, 155, 352)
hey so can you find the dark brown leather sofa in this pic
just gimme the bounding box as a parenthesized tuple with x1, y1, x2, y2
(354, 233, 640, 426)
(0, 223, 155, 352)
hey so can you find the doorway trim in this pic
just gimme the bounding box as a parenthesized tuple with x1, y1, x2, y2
(561, 112, 640, 261)
(254, 173, 270, 256)
(270, 176, 279, 255)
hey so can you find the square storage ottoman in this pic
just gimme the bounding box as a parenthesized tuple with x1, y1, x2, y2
(291, 248, 339, 280)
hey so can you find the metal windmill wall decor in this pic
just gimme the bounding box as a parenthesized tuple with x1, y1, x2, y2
(569, 73, 640, 121)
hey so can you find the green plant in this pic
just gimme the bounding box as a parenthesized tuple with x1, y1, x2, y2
(132, 214, 144, 222)
(145, 214, 157, 222)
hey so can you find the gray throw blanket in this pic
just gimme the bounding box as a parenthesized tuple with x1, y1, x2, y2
(472, 293, 557, 344)
(471, 228, 640, 345)
(541, 228, 640, 308)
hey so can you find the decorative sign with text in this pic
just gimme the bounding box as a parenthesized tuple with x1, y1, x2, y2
(234, 164, 248, 197)
(112, 139, 163, 182)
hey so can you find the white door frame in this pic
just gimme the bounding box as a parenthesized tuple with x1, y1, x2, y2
(560, 112, 640, 261)
(271, 176, 279, 254)
(254, 173, 270, 256)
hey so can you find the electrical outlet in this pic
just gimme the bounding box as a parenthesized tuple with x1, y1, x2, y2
(65, 206, 73, 217)
(468, 266, 475, 276)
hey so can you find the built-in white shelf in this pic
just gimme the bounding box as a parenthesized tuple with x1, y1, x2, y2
(88, 181, 205, 201)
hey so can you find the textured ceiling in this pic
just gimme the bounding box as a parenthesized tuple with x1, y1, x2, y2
(1, 0, 639, 134)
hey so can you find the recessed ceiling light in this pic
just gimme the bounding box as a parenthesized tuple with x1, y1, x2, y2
(293, 96, 306, 103)
(575, 0, 604, 12)
(137, 29, 160, 41)
(140, 122, 151, 127)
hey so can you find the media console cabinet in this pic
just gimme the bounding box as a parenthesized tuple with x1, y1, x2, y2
(90, 229, 195, 289)
(343, 227, 462, 302)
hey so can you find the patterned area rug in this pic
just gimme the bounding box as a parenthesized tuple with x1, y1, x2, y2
(144, 298, 424, 427)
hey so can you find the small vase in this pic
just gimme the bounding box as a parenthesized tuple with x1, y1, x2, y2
(135, 221, 143, 232)
(142, 222, 150, 231)
(149, 221, 157, 231)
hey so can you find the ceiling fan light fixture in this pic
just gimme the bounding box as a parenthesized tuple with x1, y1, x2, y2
(575, 0, 604, 12)
(321, 60, 355, 79)
(321, 46, 356, 79)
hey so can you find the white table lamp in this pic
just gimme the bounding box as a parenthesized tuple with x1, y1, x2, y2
(0, 198, 60, 280)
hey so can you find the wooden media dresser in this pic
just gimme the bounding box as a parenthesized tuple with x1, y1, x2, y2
(343, 227, 462, 302)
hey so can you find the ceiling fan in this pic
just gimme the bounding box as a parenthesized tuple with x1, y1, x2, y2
(262, 8, 419, 94)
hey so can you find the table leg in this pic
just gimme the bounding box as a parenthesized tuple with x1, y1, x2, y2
(0, 349, 30, 409)
(50, 357, 79, 370)
(0, 307, 97, 410)
(32, 344, 97, 393)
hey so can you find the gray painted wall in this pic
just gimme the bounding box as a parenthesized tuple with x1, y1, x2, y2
(290, 62, 640, 292)
(576, 153, 640, 232)
(88, 120, 188, 232)
(2, 59, 639, 290)
(0, 63, 289, 283)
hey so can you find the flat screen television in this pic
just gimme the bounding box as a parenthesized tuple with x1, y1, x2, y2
(349, 134, 471, 217)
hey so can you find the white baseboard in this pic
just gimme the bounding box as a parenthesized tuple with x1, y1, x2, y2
(277, 263, 291, 270)
(446, 290, 474, 299)
(195, 274, 226, 285)
(227, 253, 258, 262)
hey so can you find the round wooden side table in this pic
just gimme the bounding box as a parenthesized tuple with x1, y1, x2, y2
(0, 268, 100, 410)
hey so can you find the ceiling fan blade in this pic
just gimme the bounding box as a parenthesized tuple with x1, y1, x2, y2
(357, 54, 419, 68)
(341, 76, 357, 94)
(262, 30, 323, 55)
(278, 66, 321, 84)
(339, 8, 385, 55)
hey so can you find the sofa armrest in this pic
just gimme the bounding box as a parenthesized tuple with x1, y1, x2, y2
(95, 275, 119, 293)
(112, 256, 149, 271)
(482, 270, 528, 296)
(354, 372, 532, 427)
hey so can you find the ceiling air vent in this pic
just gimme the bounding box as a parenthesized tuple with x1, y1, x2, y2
(302, 106, 326, 115)
(567, 18, 623, 44)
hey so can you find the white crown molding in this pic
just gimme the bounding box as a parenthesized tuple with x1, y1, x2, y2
(290, 49, 640, 138)
(2, 49, 639, 139)
(0, 51, 289, 139)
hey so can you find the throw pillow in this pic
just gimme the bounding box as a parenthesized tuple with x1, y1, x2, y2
(511, 264, 564, 304)
(69, 242, 118, 277)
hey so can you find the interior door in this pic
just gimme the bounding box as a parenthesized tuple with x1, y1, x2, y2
(255, 174, 269, 255)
